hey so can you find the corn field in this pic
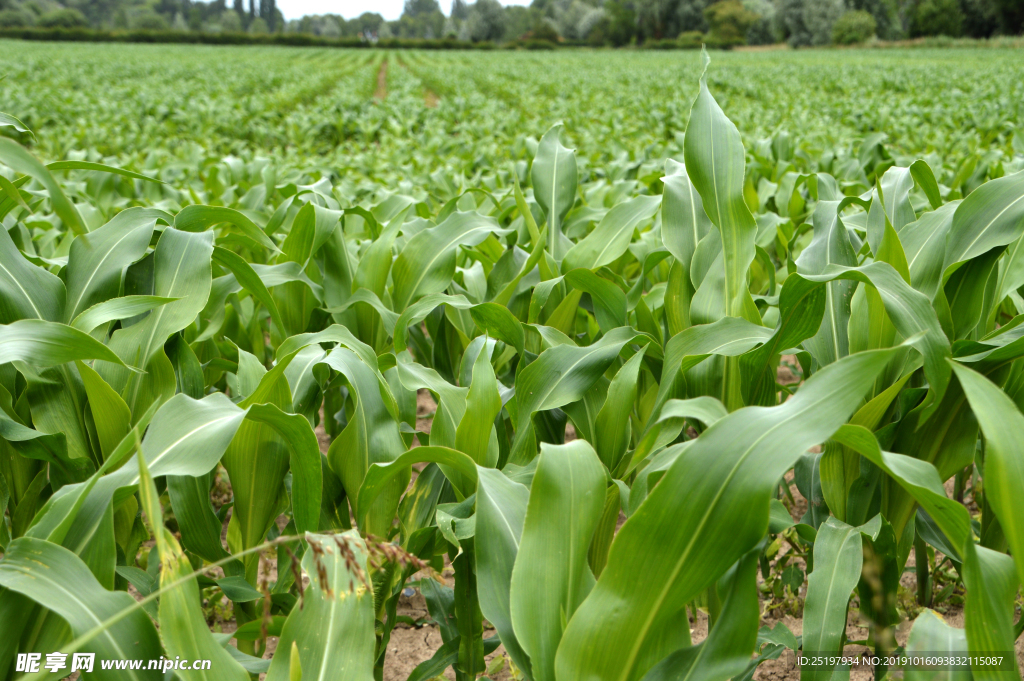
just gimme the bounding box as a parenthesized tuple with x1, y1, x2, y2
(1, 43, 1023, 681)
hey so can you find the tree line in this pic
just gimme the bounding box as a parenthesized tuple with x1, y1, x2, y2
(1, 0, 1021, 46)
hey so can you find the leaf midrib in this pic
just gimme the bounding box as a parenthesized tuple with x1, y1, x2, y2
(618, 377, 859, 681)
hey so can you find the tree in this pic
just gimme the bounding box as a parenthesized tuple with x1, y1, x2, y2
(802, 0, 846, 44)
(832, 8, 877, 41)
(130, 8, 170, 29)
(37, 7, 88, 27)
(502, 4, 534, 40)
(401, 3, 445, 36)
(0, 6, 35, 25)
(848, 0, 901, 39)
(531, 16, 562, 40)
(259, 0, 276, 30)
(704, 0, 758, 44)
(743, 0, 778, 43)
(352, 11, 384, 36)
(466, 0, 506, 40)
(405, 0, 442, 15)
(233, 0, 243, 19)
(809, 0, 846, 43)
(959, 0, 999, 36)
(399, 0, 445, 37)
(599, 0, 636, 45)
(956, 0, 1021, 35)
(187, 5, 202, 29)
(911, 0, 964, 35)
(221, 9, 242, 30)
(452, 0, 470, 19)
(779, 0, 812, 44)
(632, 0, 714, 41)
(555, 0, 605, 39)
(994, 0, 1023, 33)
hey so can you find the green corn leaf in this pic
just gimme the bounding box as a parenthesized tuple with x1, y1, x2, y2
(391, 211, 507, 310)
(71, 295, 179, 334)
(31, 393, 247, 551)
(829, 425, 1018, 675)
(62, 208, 159, 324)
(652, 316, 774, 420)
(638, 552, 759, 681)
(795, 200, 858, 369)
(0, 111, 33, 137)
(264, 532, 375, 681)
(475, 466, 532, 678)
(166, 471, 234, 566)
(564, 268, 629, 333)
(175, 204, 278, 253)
(392, 292, 472, 353)
(900, 201, 959, 299)
(509, 327, 654, 465)
(0, 319, 129, 368)
(277, 324, 380, 376)
(320, 347, 407, 537)
(47, 160, 164, 184)
(683, 48, 758, 319)
(76, 360, 130, 461)
(532, 124, 577, 261)
(357, 446, 478, 528)
(245, 403, 323, 537)
(220, 353, 318, 578)
(0, 226, 65, 324)
(455, 343, 502, 467)
(101, 228, 214, 410)
(952, 362, 1024, 587)
(942, 170, 1024, 284)
(960, 542, 1019, 681)
(797, 262, 951, 419)
(510, 440, 606, 681)
(801, 516, 879, 681)
(740, 274, 826, 407)
(904, 610, 970, 681)
(594, 347, 645, 471)
(212, 246, 287, 339)
(0, 137, 86, 235)
(562, 195, 661, 273)
(661, 159, 713, 270)
(0, 537, 163, 681)
(149, 473, 249, 681)
(470, 302, 526, 357)
(555, 344, 905, 681)
(877, 165, 917, 236)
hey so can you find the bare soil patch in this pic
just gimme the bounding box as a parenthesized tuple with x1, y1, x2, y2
(374, 60, 388, 101)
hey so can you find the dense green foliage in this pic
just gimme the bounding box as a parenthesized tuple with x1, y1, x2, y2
(0, 44, 1023, 680)
(2, 0, 1021, 46)
(831, 9, 876, 43)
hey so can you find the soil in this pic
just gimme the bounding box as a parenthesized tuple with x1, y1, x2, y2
(374, 61, 388, 101)
(416, 388, 436, 444)
(387, 578, 515, 681)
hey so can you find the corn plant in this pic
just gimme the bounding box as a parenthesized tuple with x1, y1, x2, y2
(0, 46, 1023, 681)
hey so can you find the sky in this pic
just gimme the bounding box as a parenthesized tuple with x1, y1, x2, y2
(277, 0, 532, 21)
